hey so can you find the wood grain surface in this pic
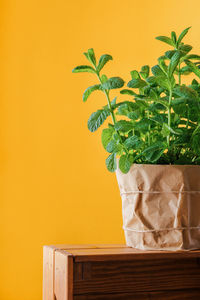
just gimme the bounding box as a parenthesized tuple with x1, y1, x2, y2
(43, 244, 200, 300)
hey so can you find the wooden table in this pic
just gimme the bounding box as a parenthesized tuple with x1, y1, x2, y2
(43, 244, 200, 300)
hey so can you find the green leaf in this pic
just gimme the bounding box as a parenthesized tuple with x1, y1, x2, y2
(149, 89, 158, 99)
(114, 120, 134, 132)
(155, 76, 171, 90)
(146, 76, 157, 85)
(185, 54, 200, 60)
(179, 65, 192, 75)
(192, 133, 200, 155)
(155, 35, 174, 47)
(127, 111, 140, 120)
(83, 84, 101, 102)
(101, 128, 114, 150)
(140, 65, 150, 79)
(168, 51, 182, 77)
(192, 79, 199, 85)
(84, 48, 96, 66)
(130, 70, 140, 79)
(127, 78, 147, 88)
(179, 44, 192, 54)
(101, 74, 108, 83)
(171, 31, 177, 44)
(106, 153, 117, 172)
(165, 50, 176, 59)
(173, 85, 198, 99)
(117, 103, 130, 116)
(88, 109, 110, 132)
(101, 77, 124, 90)
(158, 56, 168, 73)
(161, 123, 181, 137)
(151, 65, 166, 77)
(124, 136, 142, 150)
(72, 65, 96, 74)
(185, 60, 200, 78)
(119, 154, 131, 174)
(111, 97, 117, 107)
(106, 140, 119, 153)
(120, 89, 138, 96)
(171, 98, 187, 115)
(142, 142, 166, 162)
(177, 27, 191, 45)
(97, 54, 113, 72)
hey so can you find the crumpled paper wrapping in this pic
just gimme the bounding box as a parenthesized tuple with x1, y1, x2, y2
(116, 164, 200, 251)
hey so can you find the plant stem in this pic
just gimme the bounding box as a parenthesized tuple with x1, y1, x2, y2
(96, 72, 129, 154)
(147, 111, 150, 146)
(97, 73, 116, 125)
(178, 62, 181, 85)
(186, 105, 189, 129)
(167, 88, 172, 147)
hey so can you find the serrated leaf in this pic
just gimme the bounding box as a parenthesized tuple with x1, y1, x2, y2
(101, 74, 108, 83)
(151, 65, 166, 77)
(146, 76, 157, 85)
(120, 89, 138, 96)
(84, 48, 96, 66)
(127, 78, 147, 88)
(171, 31, 177, 44)
(142, 142, 167, 162)
(158, 56, 168, 74)
(179, 65, 192, 75)
(106, 153, 117, 172)
(114, 120, 134, 132)
(168, 51, 182, 77)
(149, 89, 158, 99)
(173, 85, 198, 99)
(119, 155, 131, 173)
(124, 136, 142, 149)
(106, 140, 117, 153)
(155, 76, 171, 90)
(130, 70, 140, 79)
(101, 77, 124, 90)
(179, 44, 192, 54)
(162, 123, 181, 136)
(127, 111, 140, 120)
(140, 65, 149, 79)
(177, 27, 191, 45)
(83, 84, 101, 102)
(117, 103, 130, 116)
(185, 54, 200, 60)
(97, 54, 113, 72)
(72, 65, 96, 74)
(88, 109, 110, 132)
(165, 50, 176, 59)
(101, 127, 114, 150)
(185, 60, 200, 78)
(155, 35, 175, 47)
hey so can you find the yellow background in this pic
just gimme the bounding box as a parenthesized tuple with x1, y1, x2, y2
(0, 0, 200, 299)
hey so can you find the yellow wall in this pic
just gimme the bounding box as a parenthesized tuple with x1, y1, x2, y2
(0, 0, 200, 299)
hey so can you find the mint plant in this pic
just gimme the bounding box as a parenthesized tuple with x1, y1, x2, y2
(73, 27, 200, 173)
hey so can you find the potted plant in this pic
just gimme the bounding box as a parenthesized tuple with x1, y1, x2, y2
(73, 27, 200, 250)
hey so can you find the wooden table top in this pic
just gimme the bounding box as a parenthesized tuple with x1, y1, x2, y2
(46, 244, 200, 262)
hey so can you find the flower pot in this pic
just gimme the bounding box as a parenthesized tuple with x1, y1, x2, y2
(116, 164, 200, 251)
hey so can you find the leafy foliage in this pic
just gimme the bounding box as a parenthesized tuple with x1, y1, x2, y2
(73, 28, 200, 173)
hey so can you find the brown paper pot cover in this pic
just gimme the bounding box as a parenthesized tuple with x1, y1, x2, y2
(116, 164, 200, 251)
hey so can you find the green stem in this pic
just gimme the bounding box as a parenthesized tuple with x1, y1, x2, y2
(186, 105, 189, 129)
(96, 71, 128, 154)
(167, 88, 172, 147)
(147, 111, 150, 146)
(178, 62, 181, 85)
(97, 73, 116, 125)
